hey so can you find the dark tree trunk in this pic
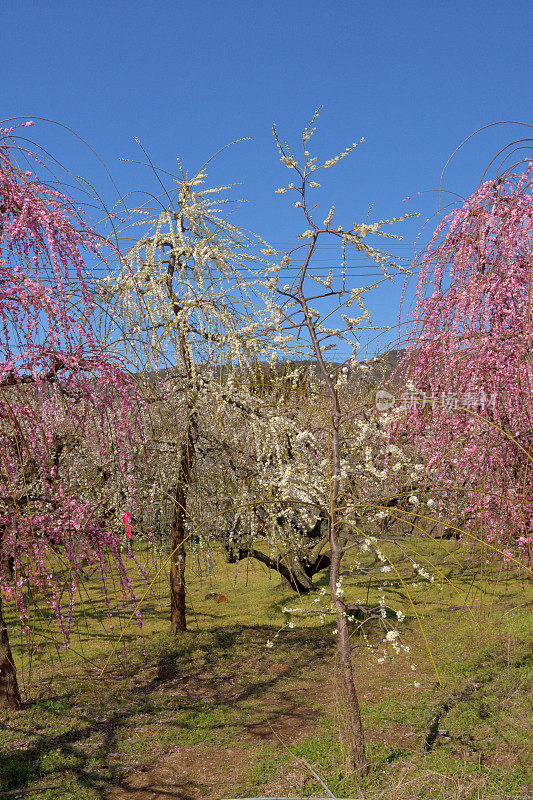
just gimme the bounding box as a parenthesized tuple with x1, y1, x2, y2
(225, 541, 331, 593)
(223, 514, 332, 593)
(0, 593, 21, 710)
(170, 413, 198, 634)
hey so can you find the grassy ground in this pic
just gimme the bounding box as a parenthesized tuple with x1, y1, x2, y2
(0, 537, 532, 799)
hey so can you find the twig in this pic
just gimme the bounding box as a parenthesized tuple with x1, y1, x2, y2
(264, 717, 338, 799)
(0, 785, 62, 797)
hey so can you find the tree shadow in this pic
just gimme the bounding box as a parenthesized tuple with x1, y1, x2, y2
(0, 624, 335, 797)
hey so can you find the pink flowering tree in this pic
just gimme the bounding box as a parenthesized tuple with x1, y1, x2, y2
(399, 164, 533, 561)
(0, 122, 150, 709)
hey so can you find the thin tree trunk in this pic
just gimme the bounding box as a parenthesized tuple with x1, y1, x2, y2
(319, 411, 368, 773)
(0, 593, 21, 710)
(170, 413, 198, 633)
(296, 238, 369, 775)
(329, 526, 367, 774)
(327, 403, 368, 775)
(165, 246, 200, 634)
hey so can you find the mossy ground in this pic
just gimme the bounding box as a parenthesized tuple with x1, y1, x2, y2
(1, 537, 531, 799)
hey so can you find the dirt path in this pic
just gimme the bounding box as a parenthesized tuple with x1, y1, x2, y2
(107, 744, 250, 800)
(107, 702, 320, 800)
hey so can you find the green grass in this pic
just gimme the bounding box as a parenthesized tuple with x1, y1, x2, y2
(0, 537, 531, 799)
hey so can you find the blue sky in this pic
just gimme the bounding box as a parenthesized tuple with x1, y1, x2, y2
(2, 0, 532, 358)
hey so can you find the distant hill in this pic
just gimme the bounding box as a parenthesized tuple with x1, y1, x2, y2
(352, 348, 406, 386)
(133, 348, 408, 390)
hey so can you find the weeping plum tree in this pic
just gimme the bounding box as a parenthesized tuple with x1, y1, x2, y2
(0, 122, 150, 709)
(100, 146, 281, 632)
(399, 162, 533, 560)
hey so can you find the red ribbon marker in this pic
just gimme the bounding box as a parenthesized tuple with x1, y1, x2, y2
(122, 511, 132, 538)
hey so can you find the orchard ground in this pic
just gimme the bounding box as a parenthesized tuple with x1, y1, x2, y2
(0, 536, 531, 800)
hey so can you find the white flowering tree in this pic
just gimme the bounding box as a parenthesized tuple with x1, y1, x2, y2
(99, 145, 281, 632)
(254, 108, 419, 775)
(99, 124, 428, 777)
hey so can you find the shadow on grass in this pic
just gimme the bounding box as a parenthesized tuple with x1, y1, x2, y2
(0, 625, 335, 798)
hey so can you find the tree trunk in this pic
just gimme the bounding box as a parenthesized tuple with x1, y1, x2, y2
(224, 540, 330, 593)
(170, 413, 198, 634)
(329, 532, 368, 775)
(327, 408, 368, 775)
(0, 593, 21, 710)
(298, 261, 369, 775)
(223, 514, 332, 593)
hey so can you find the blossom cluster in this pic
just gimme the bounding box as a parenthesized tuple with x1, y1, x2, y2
(399, 165, 533, 558)
(0, 123, 153, 642)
